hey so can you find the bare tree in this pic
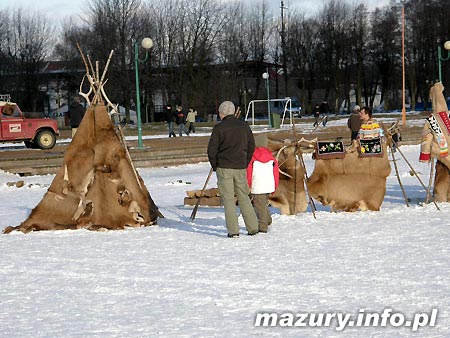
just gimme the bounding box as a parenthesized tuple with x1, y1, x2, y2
(1, 8, 54, 110)
(0, 9, 12, 94)
(150, 0, 181, 105)
(247, 1, 273, 65)
(287, 13, 321, 113)
(148, 0, 228, 116)
(176, 0, 227, 106)
(369, 5, 400, 110)
(84, 0, 149, 122)
(347, 4, 369, 108)
(404, 0, 450, 109)
(317, 0, 352, 112)
(245, 1, 274, 105)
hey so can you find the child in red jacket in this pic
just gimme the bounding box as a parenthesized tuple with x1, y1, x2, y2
(246, 134, 279, 232)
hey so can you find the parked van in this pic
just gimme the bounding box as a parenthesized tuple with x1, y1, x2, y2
(271, 97, 302, 117)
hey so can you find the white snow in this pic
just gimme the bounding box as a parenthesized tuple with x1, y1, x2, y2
(0, 123, 449, 337)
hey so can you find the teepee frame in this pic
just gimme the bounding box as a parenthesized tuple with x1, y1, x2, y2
(76, 43, 118, 114)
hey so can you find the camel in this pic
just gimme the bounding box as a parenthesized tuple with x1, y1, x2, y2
(419, 82, 450, 202)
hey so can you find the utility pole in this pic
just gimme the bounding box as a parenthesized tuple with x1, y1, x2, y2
(401, 5, 406, 126)
(280, 1, 288, 97)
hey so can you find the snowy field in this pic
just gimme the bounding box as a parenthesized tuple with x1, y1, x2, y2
(1, 123, 450, 337)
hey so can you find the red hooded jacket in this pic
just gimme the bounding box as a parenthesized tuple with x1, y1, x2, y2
(246, 147, 279, 194)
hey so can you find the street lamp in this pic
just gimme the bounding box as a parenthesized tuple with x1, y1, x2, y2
(401, 5, 406, 126)
(134, 37, 153, 148)
(438, 40, 450, 83)
(262, 70, 272, 128)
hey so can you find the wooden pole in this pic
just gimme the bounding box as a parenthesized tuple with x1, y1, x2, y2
(292, 116, 316, 218)
(390, 146, 409, 207)
(190, 168, 214, 221)
(394, 143, 440, 210)
(297, 151, 317, 219)
(426, 158, 435, 204)
(401, 5, 407, 126)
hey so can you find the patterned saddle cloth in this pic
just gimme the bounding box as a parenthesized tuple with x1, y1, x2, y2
(314, 141, 346, 160)
(358, 137, 383, 157)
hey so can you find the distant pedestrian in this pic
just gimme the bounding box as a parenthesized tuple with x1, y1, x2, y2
(67, 96, 85, 138)
(207, 101, 259, 238)
(319, 100, 330, 126)
(313, 104, 320, 127)
(176, 105, 189, 137)
(185, 107, 197, 133)
(347, 105, 362, 141)
(165, 103, 176, 137)
(247, 134, 279, 233)
(319, 100, 330, 116)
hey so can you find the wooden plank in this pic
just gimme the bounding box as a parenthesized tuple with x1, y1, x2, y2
(184, 196, 222, 207)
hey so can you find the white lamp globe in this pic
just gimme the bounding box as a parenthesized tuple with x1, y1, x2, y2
(141, 38, 153, 50)
(444, 41, 450, 51)
(262, 72, 269, 80)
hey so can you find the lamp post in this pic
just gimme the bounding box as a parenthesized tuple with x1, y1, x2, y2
(134, 37, 153, 148)
(401, 5, 406, 126)
(438, 40, 450, 83)
(262, 69, 272, 128)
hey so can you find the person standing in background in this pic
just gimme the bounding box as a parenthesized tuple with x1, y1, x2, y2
(185, 107, 197, 133)
(176, 105, 189, 137)
(67, 96, 85, 138)
(319, 100, 330, 126)
(313, 103, 321, 127)
(347, 105, 362, 141)
(319, 100, 330, 116)
(165, 104, 176, 137)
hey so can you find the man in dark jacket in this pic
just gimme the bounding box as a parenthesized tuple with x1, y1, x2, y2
(207, 101, 259, 238)
(319, 100, 330, 116)
(67, 96, 85, 137)
(347, 104, 362, 141)
(165, 104, 176, 137)
(313, 103, 320, 127)
(175, 105, 189, 137)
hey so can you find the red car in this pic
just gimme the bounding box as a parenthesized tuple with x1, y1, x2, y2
(0, 99, 59, 149)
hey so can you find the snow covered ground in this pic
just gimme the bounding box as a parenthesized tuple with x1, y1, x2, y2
(1, 124, 449, 337)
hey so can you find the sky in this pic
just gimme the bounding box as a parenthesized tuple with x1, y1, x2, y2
(0, 115, 449, 337)
(1, 0, 89, 20)
(1, 0, 391, 24)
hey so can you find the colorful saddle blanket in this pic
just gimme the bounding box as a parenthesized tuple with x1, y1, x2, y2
(426, 111, 450, 157)
(358, 137, 383, 157)
(314, 141, 345, 159)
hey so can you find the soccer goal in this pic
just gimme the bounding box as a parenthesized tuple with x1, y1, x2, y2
(244, 97, 296, 128)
